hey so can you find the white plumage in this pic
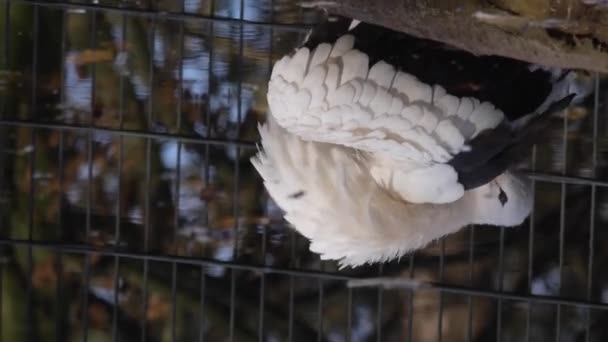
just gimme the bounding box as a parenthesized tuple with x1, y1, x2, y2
(252, 118, 532, 266)
(266, 34, 504, 204)
(252, 27, 581, 267)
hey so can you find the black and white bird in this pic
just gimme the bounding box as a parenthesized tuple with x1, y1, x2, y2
(251, 17, 591, 267)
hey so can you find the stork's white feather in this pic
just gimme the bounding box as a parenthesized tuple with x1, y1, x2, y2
(404, 128, 452, 162)
(348, 19, 361, 31)
(341, 103, 371, 128)
(302, 66, 327, 109)
(302, 64, 326, 88)
(369, 61, 397, 88)
(334, 83, 355, 106)
(324, 63, 340, 106)
(400, 104, 424, 126)
(388, 96, 405, 115)
(252, 119, 533, 266)
(367, 114, 412, 134)
(270, 55, 289, 81)
(432, 85, 448, 104)
(437, 93, 460, 116)
(266, 34, 506, 205)
(341, 50, 369, 85)
(392, 71, 433, 103)
(388, 164, 464, 204)
(359, 81, 377, 107)
(283, 47, 309, 84)
(435, 119, 466, 153)
(329, 35, 355, 58)
(418, 107, 439, 133)
(309, 43, 332, 69)
(349, 79, 364, 102)
(456, 97, 475, 121)
(469, 101, 503, 138)
(369, 86, 393, 116)
(299, 113, 321, 127)
(322, 106, 343, 128)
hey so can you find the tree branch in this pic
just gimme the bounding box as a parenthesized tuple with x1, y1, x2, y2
(306, 0, 608, 73)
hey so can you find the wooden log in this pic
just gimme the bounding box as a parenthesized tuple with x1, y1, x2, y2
(303, 0, 608, 73)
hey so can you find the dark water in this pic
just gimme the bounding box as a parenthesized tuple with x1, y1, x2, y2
(1, 1, 608, 341)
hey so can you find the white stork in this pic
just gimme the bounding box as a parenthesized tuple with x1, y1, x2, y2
(251, 17, 591, 267)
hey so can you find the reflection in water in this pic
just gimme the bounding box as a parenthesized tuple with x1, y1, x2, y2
(1, 1, 608, 341)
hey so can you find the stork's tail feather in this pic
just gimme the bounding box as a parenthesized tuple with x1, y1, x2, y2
(498, 93, 576, 165)
(511, 69, 593, 129)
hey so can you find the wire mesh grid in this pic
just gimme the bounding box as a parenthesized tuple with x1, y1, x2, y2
(0, 0, 607, 341)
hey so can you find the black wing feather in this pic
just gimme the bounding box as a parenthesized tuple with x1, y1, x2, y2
(449, 94, 575, 190)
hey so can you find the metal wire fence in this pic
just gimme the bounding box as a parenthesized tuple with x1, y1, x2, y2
(0, 0, 607, 341)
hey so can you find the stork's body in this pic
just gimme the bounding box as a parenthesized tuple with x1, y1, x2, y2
(252, 17, 590, 267)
